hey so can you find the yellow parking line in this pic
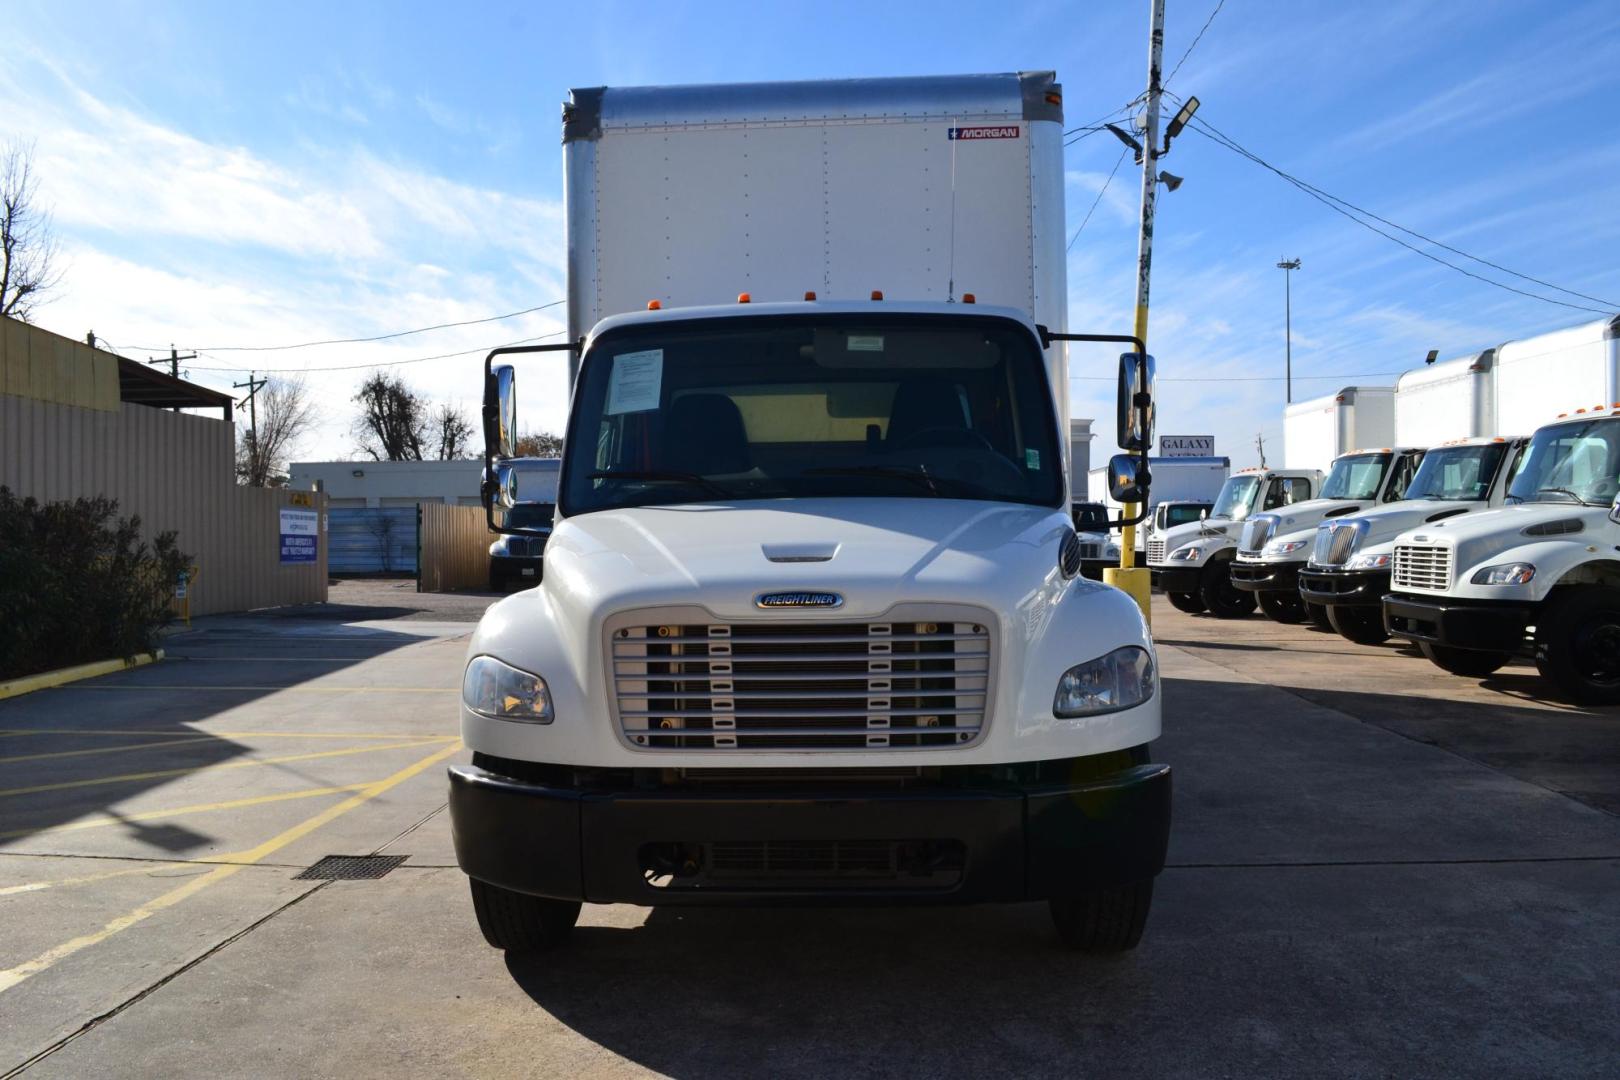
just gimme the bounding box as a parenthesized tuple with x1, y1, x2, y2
(0, 740, 463, 995)
(0, 861, 196, 897)
(0, 739, 446, 800)
(0, 736, 221, 766)
(0, 782, 375, 841)
(0, 728, 458, 741)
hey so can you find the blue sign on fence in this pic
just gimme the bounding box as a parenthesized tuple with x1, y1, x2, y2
(279, 508, 319, 564)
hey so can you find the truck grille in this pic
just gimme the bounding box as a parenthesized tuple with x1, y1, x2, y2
(505, 537, 545, 557)
(1392, 544, 1452, 591)
(610, 616, 991, 751)
(1147, 539, 1168, 565)
(1311, 521, 1360, 568)
(1077, 541, 1103, 560)
(1238, 516, 1276, 556)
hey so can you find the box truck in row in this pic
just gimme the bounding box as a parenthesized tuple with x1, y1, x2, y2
(450, 73, 1173, 953)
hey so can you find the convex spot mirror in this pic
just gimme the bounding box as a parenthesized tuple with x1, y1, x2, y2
(483, 364, 518, 460)
(1107, 454, 1151, 504)
(1116, 352, 1156, 451)
(481, 461, 522, 512)
(1611, 494, 1620, 525)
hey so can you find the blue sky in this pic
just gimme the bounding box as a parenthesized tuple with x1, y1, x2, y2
(7, 0, 1620, 465)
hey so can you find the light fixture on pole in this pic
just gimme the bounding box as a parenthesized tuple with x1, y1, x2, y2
(1163, 96, 1200, 151)
(1277, 258, 1301, 404)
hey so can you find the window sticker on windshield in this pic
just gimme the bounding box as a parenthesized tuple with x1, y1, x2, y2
(846, 335, 884, 352)
(1026, 448, 1040, 469)
(606, 349, 663, 414)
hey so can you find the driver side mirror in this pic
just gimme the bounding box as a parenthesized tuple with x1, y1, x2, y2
(1116, 352, 1156, 451)
(1107, 453, 1150, 503)
(483, 364, 518, 460)
(1200, 508, 1209, 521)
(1611, 495, 1620, 525)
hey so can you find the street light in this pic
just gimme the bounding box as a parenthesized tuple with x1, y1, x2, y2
(1277, 258, 1301, 404)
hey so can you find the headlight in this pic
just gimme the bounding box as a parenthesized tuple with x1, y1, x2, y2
(462, 655, 553, 723)
(1471, 562, 1535, 586)
(1262, 539, 1308, 558)
(1346, 552, 1392, 570)
(1168, 544, 1204, 561)
(1053, 646, 1156, 718)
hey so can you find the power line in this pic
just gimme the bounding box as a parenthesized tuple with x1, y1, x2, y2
(121, 300, 565, 354)
(1165, 0, 1227, 86)
(1068, 147, 1131, 252)
(186, 330, 569, 375)
(1071, 371, 1406, 383)
(1187, 114, 1618, 314)
(1064, 101, 1136, 138)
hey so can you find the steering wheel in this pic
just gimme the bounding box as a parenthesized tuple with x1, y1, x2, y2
(1589, 477, 1619, 504)
(892, 426, 998, 453)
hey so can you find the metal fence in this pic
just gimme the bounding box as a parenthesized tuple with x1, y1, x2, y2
(327, 508, 418, 574)
(418, 503, 493, 591)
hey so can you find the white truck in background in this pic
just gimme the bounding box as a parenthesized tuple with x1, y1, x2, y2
(451, 73, 1174, 954)
(1284, 386, 1396, 474)
(1395, 350, 1497, 447)
(1147, 466, 1322, 617)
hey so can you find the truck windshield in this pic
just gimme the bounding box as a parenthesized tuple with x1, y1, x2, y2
(1160, 503, 1210, 529)
(1210, 477, 1260, 520)
(1406, 443, 1510, 501)
(561, 316, 1064, 514)
(1506, 418, 1620, 506)
(1320, 453, 1391, 500)
(1073, 503, 1110, 531)
(501, 503, 555, 530)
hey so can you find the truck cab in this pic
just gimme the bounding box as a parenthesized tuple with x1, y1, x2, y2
(1230, 447, 1425, 623)
(1298, 436, 1526, 643)
(1384, 407, 1620, 703)
(1147, 467, 1321, 617)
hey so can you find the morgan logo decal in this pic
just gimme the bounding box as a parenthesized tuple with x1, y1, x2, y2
(756, 591, 843, 609)
(947, 125, 1020, 140)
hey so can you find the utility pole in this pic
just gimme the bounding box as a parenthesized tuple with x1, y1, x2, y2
(1255, 432, 1268, 468)
(1277, 258, 1300, 404)
(234, 371, 268, 459)
(151, 345, 198, 411)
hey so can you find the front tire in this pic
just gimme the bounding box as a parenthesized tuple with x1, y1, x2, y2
(1167, 591, 1207, 614)
(1305, 602, 1335, 632)
(1534, 587, 1620, 705)
(1049, 880, 1154, 953)
(469, 878, 581, 952)
(1419, 641, 1512, 678)
(1258, 591, 1307, 624)
(1200, 561, 1256, 618)
(1329, 605, 1390, 645)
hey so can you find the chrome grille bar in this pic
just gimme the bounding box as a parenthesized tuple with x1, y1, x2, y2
(1392, 544, 1452, 591)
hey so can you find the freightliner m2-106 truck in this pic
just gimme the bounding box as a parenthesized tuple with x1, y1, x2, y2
(449, 74, 1172, 953)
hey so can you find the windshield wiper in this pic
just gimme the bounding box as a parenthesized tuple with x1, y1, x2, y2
(804, 464, 943, 495)
(1536, 486, 1591, 505)
(588, 469, 729, 496)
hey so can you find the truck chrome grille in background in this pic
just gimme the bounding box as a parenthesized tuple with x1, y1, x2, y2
(1311, 522, 1360, 568)
(1146, 539, 1168, 565)
(1238, 517, 1276, 556)
(505, 537, 545, 557)
(611, 618, 991, 751)
(1392, 544, 1452, 591)
(1077, 541, 1103, 561)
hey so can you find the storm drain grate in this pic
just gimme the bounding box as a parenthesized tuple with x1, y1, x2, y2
(294, 854, 409, 881)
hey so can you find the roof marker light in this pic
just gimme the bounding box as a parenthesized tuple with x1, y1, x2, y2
(737, 292, 751, 304)
(962, 292, 976, 304)
(646, 299, 661, 310)
(870, 290, 884, 301)
(804, 291, 817, 301)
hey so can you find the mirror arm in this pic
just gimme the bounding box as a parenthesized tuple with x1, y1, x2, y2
(1039, 330, 1152, 530)
(482, 340, 582, 538)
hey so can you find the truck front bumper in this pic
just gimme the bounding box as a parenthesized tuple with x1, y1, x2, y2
(490, 555, 544, 586)
(1150, 565, 1202, 594)
(448, 758, 1172, 905)
(1298, 568, 1390, 609)
(1229, 559, 1303, 594)
(1383, 595, 1534, 652)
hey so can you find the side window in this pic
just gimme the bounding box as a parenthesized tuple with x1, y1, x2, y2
(1264, 477, 1310, 509)
(1263, 479, 1286, 510)
(1384, 453, 1421, 502)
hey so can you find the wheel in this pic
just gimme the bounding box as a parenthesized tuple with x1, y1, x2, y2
(1258, 591, 1307, 624)
(1329, 605, 1390, 645)
(1049, 880, 1154, 953)
(1419, 641, 1513, 678)
(1305, 602, 1335, 632)
(468, 878, 581, 952)
(1167, 591, 1206, 614)
(1199, 561, 1256, 618)
(1534, 587, 1620, 705)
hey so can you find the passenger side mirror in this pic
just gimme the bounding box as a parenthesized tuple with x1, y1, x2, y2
(1107, 453, 1150, 503)
(1116, 352, 1156, 451)
(1610, 495, 1620, 525)
(483, 364, 518, 460)
(1200, 508, 1209, 521)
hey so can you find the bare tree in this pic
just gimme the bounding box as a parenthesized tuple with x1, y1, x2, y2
(1, 139, 62, 322)
(514, 430, 565, 458)
(432, 402, 476, 460)
(237, 377, 318, 486)
(366, 513, 397, 572)
(352, 371, 427, 461)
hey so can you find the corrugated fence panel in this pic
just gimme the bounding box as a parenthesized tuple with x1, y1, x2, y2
(0, 392, 327, 616)
(418, 503, 492, 592)
(327, 508, 419, 574)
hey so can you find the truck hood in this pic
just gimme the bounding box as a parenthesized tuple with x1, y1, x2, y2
(1332, 499, 1489, 553)
(540, 497, 1079, 622)
(1157, 518, 1234, 552)
(1392, 502, 1614, 569)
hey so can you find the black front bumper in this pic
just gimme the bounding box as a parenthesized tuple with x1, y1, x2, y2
(1383, 594, 1534, 652)
(1150, 565, 1202, 594)
(1298, 568, 1390, 609)
(448, 758, 1172, 905)
(490, 555, 543, 583)
(1228, 559, 1304, 594)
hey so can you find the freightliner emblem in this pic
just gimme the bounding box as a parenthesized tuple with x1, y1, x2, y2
(756, 591, 843, 609)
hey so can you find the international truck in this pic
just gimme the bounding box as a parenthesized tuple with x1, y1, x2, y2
(1381, 316, 1620, 703)
(1297, 435, 1526, 643)
(1146, 466, 1321, 617)
(1229, 446, 1426, 623)
(1284, 386, 1396, 474)
(449, 73, 1172, 954)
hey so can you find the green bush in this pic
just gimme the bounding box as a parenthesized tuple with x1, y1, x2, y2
(0, 487, 191, 681)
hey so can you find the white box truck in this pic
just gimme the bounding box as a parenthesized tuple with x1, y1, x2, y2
(450, 73, 1172, 954)
(1395, 350, 1496, 446)
(1284, 386, 1396, 473)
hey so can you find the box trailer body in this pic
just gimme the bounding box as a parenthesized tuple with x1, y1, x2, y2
(453, 73, 1172, 954)
(1395, 351, 1496, 446)
(1493, 316, 1620, 434)
(1284, 386, 1396, 474)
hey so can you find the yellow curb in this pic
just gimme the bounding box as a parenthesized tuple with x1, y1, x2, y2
(0, 650, 165, 701)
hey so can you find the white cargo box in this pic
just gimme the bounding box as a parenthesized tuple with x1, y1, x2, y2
(1494, 316, 1620, 434)
(1283, 386, 1396, 473)
(1395, 351, 1496, 446)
